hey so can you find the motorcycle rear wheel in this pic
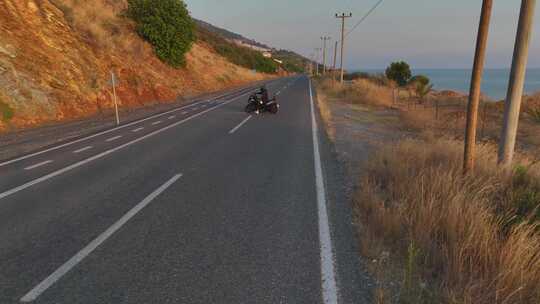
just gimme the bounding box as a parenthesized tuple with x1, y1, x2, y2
(268, 103, 279, 114)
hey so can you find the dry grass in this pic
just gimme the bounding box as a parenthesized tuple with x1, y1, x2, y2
(50, 0, 136, 51)
(315, 74, 540, 303)
(354, 138, 540, 303)
(318, 78, 394, 108)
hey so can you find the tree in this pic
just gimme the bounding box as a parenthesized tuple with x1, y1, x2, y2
(414, 80, 433, 104)
(127, 0, 195, 68)
(410, 75, 433, 104)
(385, 61, 412, 87)
(409, 75, 430, 87)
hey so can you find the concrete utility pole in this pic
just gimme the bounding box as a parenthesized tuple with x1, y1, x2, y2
(463, 0, 493, 174)
(321, 36, 331, 75)
(336, 12, 352, 83)
(498, 0, 537, 169)
(333, 41, 338, 79)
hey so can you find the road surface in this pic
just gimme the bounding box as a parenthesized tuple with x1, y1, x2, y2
(0, 76, 370, 303)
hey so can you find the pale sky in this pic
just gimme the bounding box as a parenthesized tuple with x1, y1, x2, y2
(184, 0, 540, 69)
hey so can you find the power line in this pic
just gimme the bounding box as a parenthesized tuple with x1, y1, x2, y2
(339, 0, 384, 42)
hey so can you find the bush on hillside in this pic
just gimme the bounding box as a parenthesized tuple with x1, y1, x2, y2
(197, 27, 278, 74)
(0, 99, 14, 122)
(127, 0, 195, 68)
(385, 61, 412, 86)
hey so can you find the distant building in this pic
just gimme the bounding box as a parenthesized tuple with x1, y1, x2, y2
(262, 52, 272, 58)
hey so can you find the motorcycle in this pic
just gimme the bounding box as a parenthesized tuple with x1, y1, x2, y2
(245, 93, 279, 114)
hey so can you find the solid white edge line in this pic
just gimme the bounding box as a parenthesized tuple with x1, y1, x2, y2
(0, 91, 252, 201)
(309, 78, 339, 304)
(24, 160, 53, 171)
(19, 173, 183, 302)
(73, 146, 93, 154)
(0, 85, 257, 168)
(228, 116, 252, 134)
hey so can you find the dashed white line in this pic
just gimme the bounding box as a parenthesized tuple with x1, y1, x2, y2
(309, 79, 339, 304)
(0, 84, 262, 168)
(106, 135, 122, 142)
(24, 160, 53, 171)
(132, 127, 144, 133)
(152, 121, 162, 126)
(73, 146, 93, 154)
(0, 90, 252, 201)
(229, 116, 252, 134)
(168, 115, 176, 120)
(19, 174, 183, 302)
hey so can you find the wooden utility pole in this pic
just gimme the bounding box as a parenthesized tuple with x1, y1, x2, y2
(463, 0, 493, 174)
(499, 0, 536, 169)
(321, 36, 331, 75)
(336, 12, 352, 83)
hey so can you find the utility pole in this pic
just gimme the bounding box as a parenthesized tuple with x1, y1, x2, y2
(110, 70, 120, 126)
(314, 48, 321, 76)
(463, 0, 493, 174)
(498, 0, 537, 169)
(333, 41, 338, 80)
(336, 12, 352, 83)
(321, 36, 331, 75)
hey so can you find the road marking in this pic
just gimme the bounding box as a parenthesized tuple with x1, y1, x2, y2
(106, 135, 122, 142)
(168, 115, 176, 120)
(181, 111, 188, 115)
(0, 84, 263, 168)
(152, 121, 162, 126)
(228, 116, 252, 134)
(73, 146, 93, 154)
(309, 79, 339, 304)
(24, 160, 53, 171)
(276, 91, 281, 96)
(132, 127, 144, 133)
(0, 91, 252, 201)
(20, 174, 183, 302)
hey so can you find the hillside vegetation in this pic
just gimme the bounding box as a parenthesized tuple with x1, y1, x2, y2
(0, 0, 271, 131)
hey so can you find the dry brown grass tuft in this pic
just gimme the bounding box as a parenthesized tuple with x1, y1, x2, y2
(318, 78, 394, 108)
(355, 138, 540, 303)
(50, 0, 130, 50)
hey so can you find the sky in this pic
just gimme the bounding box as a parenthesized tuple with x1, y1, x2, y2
(184, 0, 540, 70)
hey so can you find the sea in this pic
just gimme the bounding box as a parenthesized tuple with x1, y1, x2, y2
(363, 68, 540, 100)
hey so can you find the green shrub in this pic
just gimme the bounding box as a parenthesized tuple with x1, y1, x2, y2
(385, 61, 412, 87)
(0, 100, 14, 122)
(127, 0, 195, 68)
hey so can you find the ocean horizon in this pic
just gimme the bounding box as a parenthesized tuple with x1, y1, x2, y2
(361, 68, 540, 100)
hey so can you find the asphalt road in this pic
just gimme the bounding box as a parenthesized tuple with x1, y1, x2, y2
(0, 76, 370, 303)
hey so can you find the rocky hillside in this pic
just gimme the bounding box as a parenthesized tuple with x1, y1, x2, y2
(0, 0, 270, 131)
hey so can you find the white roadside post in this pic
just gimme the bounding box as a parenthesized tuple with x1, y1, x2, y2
(111, 71, 120, 126)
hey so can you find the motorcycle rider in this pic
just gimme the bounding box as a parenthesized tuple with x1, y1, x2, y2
(253, 86, 269, 115)
(256, 86, 269, 104)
